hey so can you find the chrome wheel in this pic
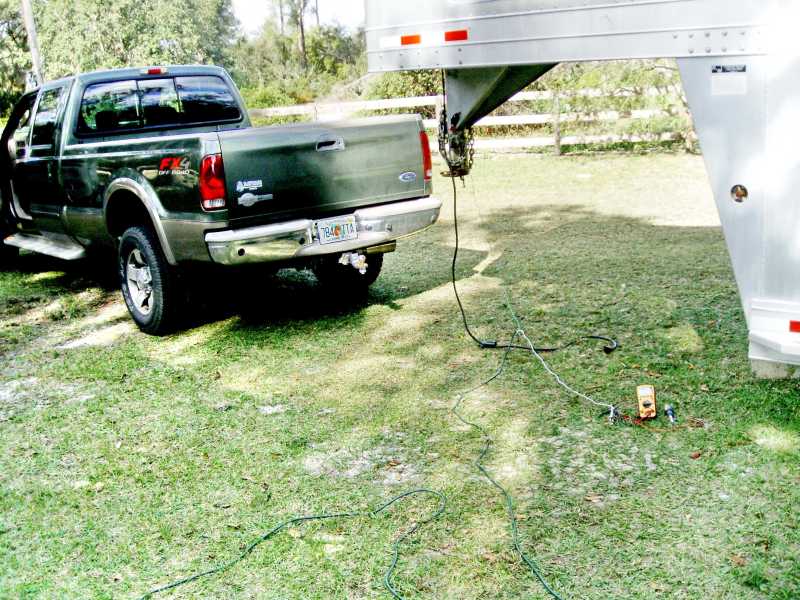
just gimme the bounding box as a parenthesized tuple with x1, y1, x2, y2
(126, 248, 154, 316)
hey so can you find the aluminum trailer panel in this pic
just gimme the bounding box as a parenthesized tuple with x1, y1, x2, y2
(366, 0, 800, 373)
(366, 0, 767, 72)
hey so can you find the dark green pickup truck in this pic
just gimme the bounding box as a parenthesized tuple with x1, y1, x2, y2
(0, 66, 440, 334)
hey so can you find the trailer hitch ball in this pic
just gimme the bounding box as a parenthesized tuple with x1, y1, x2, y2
(731, 184, 749, 203)
(339, 252, 368, 275)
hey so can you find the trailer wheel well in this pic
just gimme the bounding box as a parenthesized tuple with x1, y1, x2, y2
(106, 191, 156, 240)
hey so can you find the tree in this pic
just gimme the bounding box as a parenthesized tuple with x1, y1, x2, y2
(284, 0, 311, 70)
(306, 25, 363, 79)
(0, 0, 30, 113)
(272, 0, 285, 35)
(31, 0, 238, 80)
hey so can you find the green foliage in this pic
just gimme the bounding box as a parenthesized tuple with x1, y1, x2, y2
(232, 23, 365, 107)
(239, 85, 295, 111)
(306, 25, 364, 81)
(32, 0, 238, 81)
(0, 1, 31, 114)
(367, 69, 442, 99)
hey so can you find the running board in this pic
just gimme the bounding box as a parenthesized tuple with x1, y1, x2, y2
(4, 232, 87, 261)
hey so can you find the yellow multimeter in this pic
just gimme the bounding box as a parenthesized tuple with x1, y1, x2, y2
(637, 385, 657, 420)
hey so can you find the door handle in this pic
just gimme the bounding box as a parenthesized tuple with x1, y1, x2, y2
(316, 137, 345, 152)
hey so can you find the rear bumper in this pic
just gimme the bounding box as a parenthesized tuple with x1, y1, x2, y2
(205, 196, 442, 266)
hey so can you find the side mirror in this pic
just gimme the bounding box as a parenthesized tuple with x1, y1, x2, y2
(6, 136, 16, 161)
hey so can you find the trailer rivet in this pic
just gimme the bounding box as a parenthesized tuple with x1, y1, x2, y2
(731, 185, 748, 203)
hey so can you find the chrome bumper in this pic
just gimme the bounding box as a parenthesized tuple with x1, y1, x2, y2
(205, 197, 442, 266)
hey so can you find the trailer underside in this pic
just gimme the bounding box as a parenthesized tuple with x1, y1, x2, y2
(366, 0, 800, 373)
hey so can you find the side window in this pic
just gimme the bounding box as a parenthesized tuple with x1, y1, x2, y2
(6, 93, 36, 160)
(31, 87, 66, 148)
(78, 80, 140, 134)
(139, 78, 181, 127)
(175, 76, 241, 124)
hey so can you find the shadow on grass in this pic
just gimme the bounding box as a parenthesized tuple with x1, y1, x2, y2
(180, 236, 488, 333)
(1, 250, 118, 292)
(0, 232, 488, 339)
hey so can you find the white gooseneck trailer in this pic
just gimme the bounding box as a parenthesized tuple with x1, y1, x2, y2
(365, 0, 800, 374)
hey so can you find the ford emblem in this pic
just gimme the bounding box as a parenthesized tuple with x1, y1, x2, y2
(399, 171, 418, 183)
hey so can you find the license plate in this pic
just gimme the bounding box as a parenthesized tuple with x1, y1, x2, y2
(316, 215, 358, 245)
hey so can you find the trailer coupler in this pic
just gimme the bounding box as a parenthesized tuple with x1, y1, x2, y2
(438, 110, 475, 178)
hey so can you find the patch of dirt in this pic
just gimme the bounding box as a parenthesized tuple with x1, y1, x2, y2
(302, 431, 420, 486)
(540, 426, 654, 505)
(259, 404, 288, 416)
(0, 377, 94, 422)
(58, 322, 134, 350)
(0, 378, 38, 422)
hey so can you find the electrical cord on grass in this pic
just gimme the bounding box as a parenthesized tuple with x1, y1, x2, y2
(448, 175, 619, 356)
(452, 328, 566, 600)
(139, 489, 446, 600)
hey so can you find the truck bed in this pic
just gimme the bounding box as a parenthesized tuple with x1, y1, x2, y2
(219, 114, 430, 226)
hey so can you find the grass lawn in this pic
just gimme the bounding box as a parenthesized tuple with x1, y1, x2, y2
(1, 153, 799, 599)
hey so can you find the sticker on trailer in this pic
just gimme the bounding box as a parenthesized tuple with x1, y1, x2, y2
(711, 65, 748, 96)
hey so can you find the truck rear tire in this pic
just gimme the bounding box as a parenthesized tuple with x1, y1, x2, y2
(118, 226, 181, 336)
(313, 252, 384, 291)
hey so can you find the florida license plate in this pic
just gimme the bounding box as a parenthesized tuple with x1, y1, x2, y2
(316, 215, 358, 245)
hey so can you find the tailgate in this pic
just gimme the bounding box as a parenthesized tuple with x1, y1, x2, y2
(219, 115, 428, 223)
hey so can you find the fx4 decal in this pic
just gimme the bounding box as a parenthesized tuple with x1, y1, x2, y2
(158, 157, 192, 176)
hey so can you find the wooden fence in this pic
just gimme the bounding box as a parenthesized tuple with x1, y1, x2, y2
(248, 87, 687, 152)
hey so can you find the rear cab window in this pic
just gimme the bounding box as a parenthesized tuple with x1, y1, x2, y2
(176, 76, 241, 123)
(78, 80, 140, 134)
(76, 74, 242, 137)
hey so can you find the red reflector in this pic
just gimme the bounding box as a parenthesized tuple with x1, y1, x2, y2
(791, 321, 800, 333)
(401, 34, 422, 46)
(199, 154, 226, 211)
(445, 29, 469, 42)
(420, 131, 433, 182)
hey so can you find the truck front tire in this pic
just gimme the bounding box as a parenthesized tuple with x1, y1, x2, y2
(118, 226, 180, 336)
(313, 252, 384, 291)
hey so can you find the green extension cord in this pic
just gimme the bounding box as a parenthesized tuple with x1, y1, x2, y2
(139, 333, 567, 600)
(452, 328, 565, 600)
(139, 489, 446, 599)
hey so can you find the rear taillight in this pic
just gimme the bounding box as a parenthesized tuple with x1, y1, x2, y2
(199, 154, 226, 211)
(420, 131, 433, 182)
(791, 321, 800, 333)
